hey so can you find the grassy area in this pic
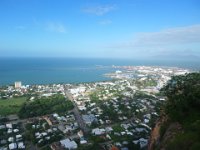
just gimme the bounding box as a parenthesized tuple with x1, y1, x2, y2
(0, 97, 27, 116)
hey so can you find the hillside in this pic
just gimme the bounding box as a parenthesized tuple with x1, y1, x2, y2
(148, 73, 200, 150)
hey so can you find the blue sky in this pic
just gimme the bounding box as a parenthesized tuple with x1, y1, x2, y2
(0, 0, 200, 60)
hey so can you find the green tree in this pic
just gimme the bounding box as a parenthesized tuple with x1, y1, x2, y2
(161, 73, 200, 120)
(18, 94, 74, 118)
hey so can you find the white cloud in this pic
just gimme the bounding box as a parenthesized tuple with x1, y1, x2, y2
(83, 4, 116, 16)
(134, 24, 200, 46)
(46, 22, 67, 33)
(99, 19, 112, 25)
(106, 24, 200, 59)
(110, 24, 200, 48)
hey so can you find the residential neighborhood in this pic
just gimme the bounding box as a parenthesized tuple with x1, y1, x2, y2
(0, 66, 189, 150)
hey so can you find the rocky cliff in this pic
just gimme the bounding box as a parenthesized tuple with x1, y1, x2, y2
(148, 116, 182, 150)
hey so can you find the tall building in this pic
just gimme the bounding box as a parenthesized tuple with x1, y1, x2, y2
(15, 81, 22, 88)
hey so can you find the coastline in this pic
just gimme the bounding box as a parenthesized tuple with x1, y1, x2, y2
(0, 57, 199, 86)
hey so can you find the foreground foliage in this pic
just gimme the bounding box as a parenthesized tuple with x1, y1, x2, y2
(18, 94, 74, 118)
(161, 73, 200, 150)
(161, 72, 200, 120)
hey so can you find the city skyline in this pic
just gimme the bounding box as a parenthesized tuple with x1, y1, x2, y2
(0, 0, 200, 60)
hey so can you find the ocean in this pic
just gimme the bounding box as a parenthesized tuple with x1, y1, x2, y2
(0, 57, 199, 86)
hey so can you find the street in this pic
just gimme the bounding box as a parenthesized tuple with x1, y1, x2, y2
(64, 86, 90, 134)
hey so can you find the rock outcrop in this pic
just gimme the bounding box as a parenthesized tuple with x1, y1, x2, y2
(148, 116, 182, 150)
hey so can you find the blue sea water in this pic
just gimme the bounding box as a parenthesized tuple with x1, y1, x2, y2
(0, 57, 199, 86)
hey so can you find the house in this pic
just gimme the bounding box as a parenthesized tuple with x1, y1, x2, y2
(52, 127, 58, 131)
(18, 142, 25, 149)
(58, 125, 65, 133)
(106, 134, 111, 140)
(135, 128, 146, 133)
(41, 132, 47, 136)
(13, 129, 19, 133)
(122, 141, 128, 145)
(38, 139, 43, 143)
(99, 119, 104, 124)
(35, 133, 42, 139)
(144, 118, 149, 124)
(127, 131, 133, 135)
(9, 143, 17, 150)
(60, 138, 77, 149)
(53, 113, 59, 118)
(16, 134, 22, 140)
(47, 129, 53, 133)
(132, 138, 148, 148)
(65, 125, 73, 132)
(6, 123, 12, 129)
(114, 132, 120, 136)
(121, 131, 126, 135)
(7, 129, 12, 134)
(80, 139, 87, 144)
(8, 137, 14, 142)
(92, 128, 105, 135)
(82, 114, 97, 125)
(45, 136, 51, 140)
(138, 138, 148, 148)
(115, 142, 122, 147)
(78, 105, 86, 111)
(133, 140, 138, 145)
(105, 127, 113, 133)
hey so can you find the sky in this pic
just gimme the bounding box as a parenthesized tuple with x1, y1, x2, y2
(0, 0, 200, 60)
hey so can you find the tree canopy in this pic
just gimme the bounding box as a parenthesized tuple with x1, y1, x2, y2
(161, 72, 200, 120)
(18, 94, 74, 118)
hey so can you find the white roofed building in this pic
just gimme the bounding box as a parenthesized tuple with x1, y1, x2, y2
(60, 138, 77, 149)
(9, 143, 17, 150)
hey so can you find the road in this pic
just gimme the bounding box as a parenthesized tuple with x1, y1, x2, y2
(64, 86, 90, 134)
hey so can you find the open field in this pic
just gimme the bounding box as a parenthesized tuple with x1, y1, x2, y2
(0, 97, 27, 116)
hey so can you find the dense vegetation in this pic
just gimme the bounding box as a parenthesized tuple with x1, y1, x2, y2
(162, 72, 200, 120)
(0, 97, 27, 115)
(18, 94, 74, 118)
(160, 73, 200, 150)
